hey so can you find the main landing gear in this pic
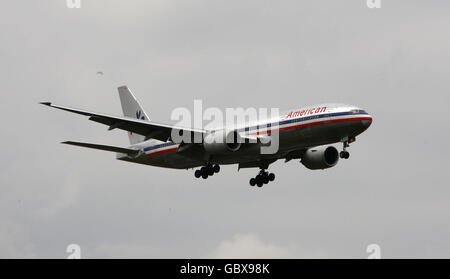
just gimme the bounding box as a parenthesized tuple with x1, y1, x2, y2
(249, 169, 275, 188)
(194, 163, 220, 179)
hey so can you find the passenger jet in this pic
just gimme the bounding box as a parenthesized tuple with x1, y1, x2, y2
(41, 86, 372, 187)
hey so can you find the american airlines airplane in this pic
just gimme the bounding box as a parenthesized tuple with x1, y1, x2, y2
(41, 86, 372, 188)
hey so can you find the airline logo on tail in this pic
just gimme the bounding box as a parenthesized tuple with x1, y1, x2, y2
(136, 110, 145, 120)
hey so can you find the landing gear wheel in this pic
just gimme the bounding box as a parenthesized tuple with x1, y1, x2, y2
(207, 168, 214, 176)
(201, 173, 208, 179)
(340, 151, 350, 159)
(249, 169, 276, 187)
(194, 170, 201, 178)
(213, 164, 220, 173)
(255, 175, 263, 185)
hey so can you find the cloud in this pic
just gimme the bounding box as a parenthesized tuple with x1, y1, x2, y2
(0, 159, 81, 219)
(0, 221, 35, 259)
(209, 233, 294, 259)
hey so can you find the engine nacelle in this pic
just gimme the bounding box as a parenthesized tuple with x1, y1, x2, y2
(301, 145, 339, 170)
(203, 130, 241, 154)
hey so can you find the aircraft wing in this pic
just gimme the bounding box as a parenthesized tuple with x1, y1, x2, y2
(41, 102, 206, 142)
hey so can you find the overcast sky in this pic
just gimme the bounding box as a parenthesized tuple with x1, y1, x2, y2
(1, 0, 450, 258)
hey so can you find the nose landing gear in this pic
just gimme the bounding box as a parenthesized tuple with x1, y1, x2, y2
(340, 138, 354, 159)
(340, 151, 350, 159)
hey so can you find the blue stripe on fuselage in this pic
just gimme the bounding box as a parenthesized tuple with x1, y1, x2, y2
(143, 142, 177, 152)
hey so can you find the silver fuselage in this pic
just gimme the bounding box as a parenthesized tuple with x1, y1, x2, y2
(117, 103, 372, 169)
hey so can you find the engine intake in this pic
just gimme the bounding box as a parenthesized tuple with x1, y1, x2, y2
(203, 130, 241, 154)
(301, 145, 339, 170)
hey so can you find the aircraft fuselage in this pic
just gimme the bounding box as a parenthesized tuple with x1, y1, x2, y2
(118, 103, 372, 169)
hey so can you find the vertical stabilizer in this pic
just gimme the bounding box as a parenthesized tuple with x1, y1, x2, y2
(118, 86, 150, 145)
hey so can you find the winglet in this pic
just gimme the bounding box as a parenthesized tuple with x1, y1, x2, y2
(40, 102, 52, 106)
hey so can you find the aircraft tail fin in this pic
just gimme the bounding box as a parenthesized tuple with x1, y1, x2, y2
(118, 86, 150, 145)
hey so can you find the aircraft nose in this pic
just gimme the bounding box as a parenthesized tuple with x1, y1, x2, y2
(361, 115, 372, 129)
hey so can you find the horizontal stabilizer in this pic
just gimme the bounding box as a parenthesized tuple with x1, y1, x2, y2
(62, 141, 140, 156)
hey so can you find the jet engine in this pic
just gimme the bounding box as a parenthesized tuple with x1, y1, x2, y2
(301, 145, 339, 170)
(203, 130, 241, 154)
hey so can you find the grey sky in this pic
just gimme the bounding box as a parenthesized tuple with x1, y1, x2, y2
(1, 0, 449, 258)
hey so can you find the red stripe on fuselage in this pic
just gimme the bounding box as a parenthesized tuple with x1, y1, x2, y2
(147, 147, 178, 157)
(145, 116, 371, 155)
(249, 116, 372, 135)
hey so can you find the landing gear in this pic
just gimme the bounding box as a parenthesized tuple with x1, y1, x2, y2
(207, 166, 214, 176)
(340, 139, 351, 159)
(249, 169, 275, 188)
(194, 163, 220, 179)
(213, 164, 220, 173)
(340, 151, 350, 159)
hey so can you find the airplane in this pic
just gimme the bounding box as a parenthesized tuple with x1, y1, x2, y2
(41, 86, 372, 188)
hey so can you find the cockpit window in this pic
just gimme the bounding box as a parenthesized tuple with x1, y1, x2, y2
(351, 109, 367, 114)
